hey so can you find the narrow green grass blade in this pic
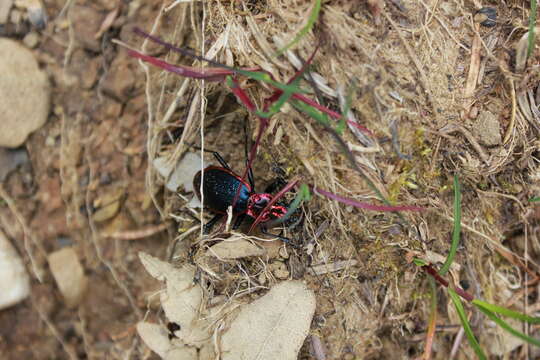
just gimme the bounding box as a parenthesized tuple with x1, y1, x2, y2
(265, 183, 311, 227)
(473, 300, 540, 324)
(291, 98, 330, 126)
(528, 0, 537, 57)
(439, 175, 461, 276)
(237, 69, 308, 94)
(475, 305, 540, 347)
(276, 0, 322, 56)
(530, 196, 540, 202)
(448, 289, 487, 360)
(256, 70, 304, 118)
(413, 258, 429, 266)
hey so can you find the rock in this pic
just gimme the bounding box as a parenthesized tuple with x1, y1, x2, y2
(0, 0, 13, 24)
(22, 31, 40, 48)
(269, 261, 290, 280)
(48, 247, 87, 307)
(474, 111, 501, 146)
(69, 5, 103, 51)
(0, 230, 30, 310)
(0, 147, 29, 182)
(101, 54, 136, 101)
(0, 38, 50, 148)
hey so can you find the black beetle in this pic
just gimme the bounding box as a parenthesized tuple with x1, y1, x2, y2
(192, 150, 300, 243)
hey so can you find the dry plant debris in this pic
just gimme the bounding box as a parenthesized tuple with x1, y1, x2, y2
(207, 238, 267, 259)
(0, 0, 539, 359)
(220, 280, 316, 360)
(138, 252, 315, 360)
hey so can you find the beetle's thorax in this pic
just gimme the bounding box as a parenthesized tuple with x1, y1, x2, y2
(246, 193, 287, 221)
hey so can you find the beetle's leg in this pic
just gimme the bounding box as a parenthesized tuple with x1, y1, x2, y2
(203, 214, 224, 234)
(246, 162, 255, 191)
(232, 214, 246, 230)
(243, 118, 256, 191)
(260, 225, 299, 248)
(211, 152, 231, 170)
(187, 143, 232, 169)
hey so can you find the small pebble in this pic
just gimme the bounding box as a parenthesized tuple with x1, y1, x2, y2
(270, 261, 290, 280)
(474, 111, 501, 146)
(0, 38, 50, 148)
(48, 247, 87, 307)
(278, 245, 289, 259)
(0, 230, 30, 310)
(22, 31, 39, 48)
(475, 7, 497, 28)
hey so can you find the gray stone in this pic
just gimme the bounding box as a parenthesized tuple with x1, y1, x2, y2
(0, 39, 50, 148)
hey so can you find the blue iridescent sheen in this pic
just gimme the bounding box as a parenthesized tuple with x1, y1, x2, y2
(193, 167, 250, 213)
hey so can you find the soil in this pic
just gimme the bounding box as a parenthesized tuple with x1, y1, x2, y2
(0, 1, 539, 359)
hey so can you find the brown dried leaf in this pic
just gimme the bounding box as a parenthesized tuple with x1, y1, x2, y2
(138, 252, 208, 347)
(221, 281, 316, 360)
(207, 239, 266, 259)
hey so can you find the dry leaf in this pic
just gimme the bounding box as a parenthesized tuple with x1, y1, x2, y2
(137, 322, 198, 360)
(153, 152, 205, 192)
(138, 252, 210, 347)
(221, 280, 316, 360)
(137, 322, 171, 358)
(207, 239, 266, 259)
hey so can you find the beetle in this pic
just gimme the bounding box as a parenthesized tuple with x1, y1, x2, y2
(192, 150, 301, 244)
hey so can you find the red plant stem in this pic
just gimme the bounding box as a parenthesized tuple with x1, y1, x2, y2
(248, 177, 300, 233)
(424, 298, 437, 360)
(423, 265, 474, 302)
(227, 78, 269, 211)
(229, 78, 257, 112)
(264, 44, 319, 105)
(128, 48, 374, 136)
(313, 187, 424, 212)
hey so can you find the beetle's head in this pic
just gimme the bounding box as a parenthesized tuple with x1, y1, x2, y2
(247, 193, 287, 221)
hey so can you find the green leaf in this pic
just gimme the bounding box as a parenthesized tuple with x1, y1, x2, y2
(237, 69, 308, 95)
(255, 70, 304, 118)
(530, 196, 540, 202)
(472, 300, 540, 324)
(448, 289, 487, 360)
(475, 304, 540, 347)
(276, 0, 322, 56)
(300, 183, 312, 201)
(413, 258, 428, 266)
(290, 99, 330, 126)
(264, 183, 310, 228)
(439, 174, 461, 276)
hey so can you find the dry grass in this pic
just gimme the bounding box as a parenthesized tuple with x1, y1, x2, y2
(136, 0, 540, 358)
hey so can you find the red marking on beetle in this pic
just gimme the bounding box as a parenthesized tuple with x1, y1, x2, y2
(195, 166, 290, 224)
